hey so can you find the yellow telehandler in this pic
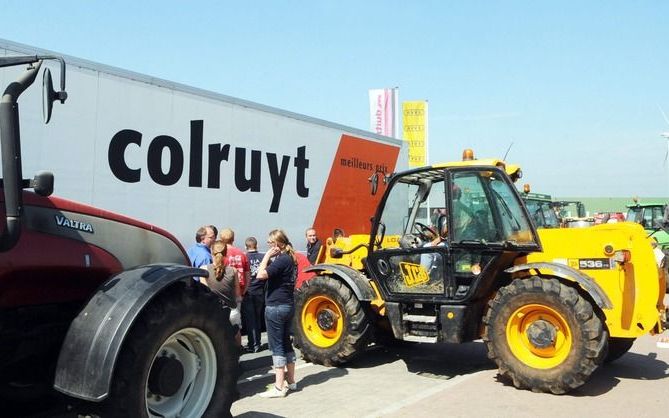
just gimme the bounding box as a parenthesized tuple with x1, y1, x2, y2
(294, 151, 667, 394)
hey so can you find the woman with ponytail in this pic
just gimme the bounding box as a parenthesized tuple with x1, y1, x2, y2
(256, 229, 298, 398)
(200, 240, 242, 346)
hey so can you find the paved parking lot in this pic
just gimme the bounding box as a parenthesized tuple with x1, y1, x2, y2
(234, 332, 669, 417)
(10, 322, 669, 418)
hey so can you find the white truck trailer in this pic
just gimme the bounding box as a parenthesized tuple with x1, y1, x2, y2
(0, 38, 406, 250)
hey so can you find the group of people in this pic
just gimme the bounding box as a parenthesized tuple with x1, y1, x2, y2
(187, 225, 327, 398)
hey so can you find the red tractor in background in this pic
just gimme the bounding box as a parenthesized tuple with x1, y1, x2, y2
(1, 56, 238, 417)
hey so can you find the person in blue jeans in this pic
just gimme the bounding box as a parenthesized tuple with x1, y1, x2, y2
(256, 229, 297, 398)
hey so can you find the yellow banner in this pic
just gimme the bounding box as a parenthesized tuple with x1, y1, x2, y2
(402, 101, 428, 167)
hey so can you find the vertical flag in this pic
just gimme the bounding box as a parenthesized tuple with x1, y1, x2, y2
(402, 101, 428, 167)
(369, 88, 398, 138)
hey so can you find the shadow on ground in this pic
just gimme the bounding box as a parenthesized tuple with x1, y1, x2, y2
(574, 351, 669, 396)
(238, 352, 349, 400)
(347, 340, 496, 380)
(492, 350, 669, 397)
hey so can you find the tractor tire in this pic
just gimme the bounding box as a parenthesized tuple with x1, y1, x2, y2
(293, 276, 372, 366)
(604, 338, 635, 363)
(101, 282, 239, 418)
(483, 277, 606, 394)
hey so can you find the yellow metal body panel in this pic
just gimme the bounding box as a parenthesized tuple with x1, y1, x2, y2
(320, 235, 372, 270)
(521, 222, 665, 338)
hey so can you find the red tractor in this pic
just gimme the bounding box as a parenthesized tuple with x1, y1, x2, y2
(0, 56, 238, 417)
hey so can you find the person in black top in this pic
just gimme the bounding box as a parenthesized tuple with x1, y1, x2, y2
(256, 229, 297, 398)
(305, 227, 321, 265)
(242, 237, 265, 353)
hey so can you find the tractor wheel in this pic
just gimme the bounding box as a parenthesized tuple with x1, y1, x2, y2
(293, 276, 372, 366)
(102, 282, 239, 418)
(483, 277, 606, 394)
(604, 338, 635, 363)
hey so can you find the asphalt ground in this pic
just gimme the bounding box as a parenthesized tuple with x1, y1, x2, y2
(9, 307, 669, 418)
(232, 331, 669, 418)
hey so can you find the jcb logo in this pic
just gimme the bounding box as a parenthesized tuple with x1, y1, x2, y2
(400, 262, 429, 287)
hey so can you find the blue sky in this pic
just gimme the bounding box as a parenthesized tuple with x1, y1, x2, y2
(2, 1, 669, 196)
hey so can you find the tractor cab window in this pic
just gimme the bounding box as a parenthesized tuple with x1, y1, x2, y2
(643, 208, 653, 228)
(524, 199, 560, 228)
(626, 206, 667, 229)
(376, 181, 418, 249)
(652, 206, 664, 227)
(375, 169, 447, 250)
(451, 173, 496, 243)
(626, 207, 642, 225)
(451, 170, 536, 246)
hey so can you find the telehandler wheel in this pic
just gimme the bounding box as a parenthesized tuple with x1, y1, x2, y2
(102, 282, 239, 418)
(483, 277, 606, 394)
(293, 276, 372, 366)
(604, 338, 635, 363)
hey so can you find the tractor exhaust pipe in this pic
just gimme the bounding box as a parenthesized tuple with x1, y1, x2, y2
(0, 60, 41, 251)
(0, 56, 67, 251)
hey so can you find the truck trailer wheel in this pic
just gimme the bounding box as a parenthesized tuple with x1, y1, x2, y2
(483, 277, 606, 394)
(293, 276, 372, 366)
(102, 283, 239, 418)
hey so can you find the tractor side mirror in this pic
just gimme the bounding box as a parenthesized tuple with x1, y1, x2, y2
(374, 222, 386, 248)
(42, 68, 58, 123)
(369, 170, 390, 196)
(369, 172, 379, 196)
(31, 171, 54, 197)
(42, 66, 68, 124)
(42, 68, 56, 124)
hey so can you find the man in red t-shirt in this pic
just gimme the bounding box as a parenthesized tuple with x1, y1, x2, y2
(219, 228, 251, 295)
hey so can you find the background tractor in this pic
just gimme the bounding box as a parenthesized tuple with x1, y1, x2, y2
(552, 200, 595, 228)
(518, 184, 592, 229)
(626, 200, 669, 252)
(1, 56, 238, 417)
(626, 200, 669, 291)
(519, 185, 560, 229)
(294, 154, 667, 394)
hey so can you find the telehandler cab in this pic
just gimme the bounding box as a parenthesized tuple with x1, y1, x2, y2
(294, 151, 667, 394)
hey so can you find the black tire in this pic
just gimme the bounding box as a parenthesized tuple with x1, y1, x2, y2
(102, 282, 239, 418)
(604, 338, 635, 363)
(483, 277, 606, 394)
(293, 276, 372, 366)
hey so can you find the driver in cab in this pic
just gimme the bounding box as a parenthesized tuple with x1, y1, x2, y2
(425, 215, 448, 248)
(420, 215, 448, 273)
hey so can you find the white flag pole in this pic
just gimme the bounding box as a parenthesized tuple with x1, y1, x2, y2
(393, 87, 399, 139)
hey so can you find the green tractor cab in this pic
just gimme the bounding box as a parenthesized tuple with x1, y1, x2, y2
(520, 190, 560, 229)
(626, 201, 669, 253)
